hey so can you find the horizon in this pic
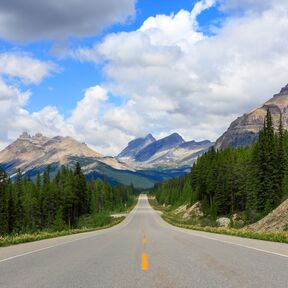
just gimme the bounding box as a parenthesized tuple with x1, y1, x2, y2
(1, 0, 288, 156)
(5, 130, 213, 157)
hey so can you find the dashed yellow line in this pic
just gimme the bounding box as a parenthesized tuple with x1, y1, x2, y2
(141, 251, 149, 271)
(142, 235, 148, 245)
(140, 228, 149, 271)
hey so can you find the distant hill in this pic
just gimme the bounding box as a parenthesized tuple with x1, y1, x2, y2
(117, 133, 213, 169)
(215, 84, 288, 149)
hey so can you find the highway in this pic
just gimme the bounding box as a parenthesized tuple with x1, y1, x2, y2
(0, 194, 287, 288)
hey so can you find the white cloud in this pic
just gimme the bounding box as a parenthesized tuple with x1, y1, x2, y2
(0, 0, 136, 42)
(219, 0, 288, 13)
(0, 52, 61, 149)
(2, 0, 288, 156)
(0, 53, 58, 84)
(70, 0, 288, 149)
(66, 86, 141, 155)
(70, 86, 108, 125)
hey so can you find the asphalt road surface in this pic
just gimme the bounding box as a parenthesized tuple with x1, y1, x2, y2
(0, 194, 288, 288)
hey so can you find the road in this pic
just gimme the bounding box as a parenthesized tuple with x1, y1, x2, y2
(0, 194, 287, 288)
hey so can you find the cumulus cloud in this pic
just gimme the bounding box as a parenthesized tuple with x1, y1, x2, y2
(219, 0, 288, 13)
(0, 53, 59, 149)
(71, 0, 288, 148)
(0, 53, 58, 84)
(0, 83, 134, 156)
(66, 86, 143, 155)
(2, 0, 288, 156)
(0, 0, 136, 42)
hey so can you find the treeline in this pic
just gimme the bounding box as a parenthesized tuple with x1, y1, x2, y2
(0, 163, 135, 235)
(154, 111, 288, 222)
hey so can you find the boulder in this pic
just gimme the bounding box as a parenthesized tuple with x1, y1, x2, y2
(216, 217, 231, 227)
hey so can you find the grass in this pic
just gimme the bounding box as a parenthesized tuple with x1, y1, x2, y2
(148, 196, 288, 244)
(0, 217, 125, 248)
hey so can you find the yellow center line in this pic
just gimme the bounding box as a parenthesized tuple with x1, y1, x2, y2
(141, 251, 149, 271)
(140, 227, 149, 271)
(142, 235, 148, 245)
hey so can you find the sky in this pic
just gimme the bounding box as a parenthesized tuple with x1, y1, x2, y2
(1, 0, 288, 155)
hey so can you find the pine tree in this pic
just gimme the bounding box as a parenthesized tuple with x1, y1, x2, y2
(0, 163, 134, 236)
(276, 112, 286, 203)
(53, 207, 66, 231)
(0, 168, 9, 234)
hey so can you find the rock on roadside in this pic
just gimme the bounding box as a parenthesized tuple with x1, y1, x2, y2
(216, 217, 231, 227)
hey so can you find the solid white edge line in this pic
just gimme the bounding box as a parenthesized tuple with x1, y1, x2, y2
(151, 200, 288, 259)
(0, 197, 140, 264)
(176, 227, 288, 259)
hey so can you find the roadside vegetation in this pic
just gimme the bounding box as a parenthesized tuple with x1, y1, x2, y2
(0, 217, 124, 247)
(0, 163, 136, 247)
(150, 110, 288, 242)
(149, 197, 288, 243)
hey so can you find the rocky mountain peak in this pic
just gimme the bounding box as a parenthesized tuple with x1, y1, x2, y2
(134, 133, 184, 162)
(275, 84, 288, 97)
(215, 84, 288, 150)
(0, 132, 132, 180)
(117, 134, 156, 160)
(164, 133, 185, 143)
(118, 132, 212, 168)
(19, 132, 31, 139)
(145, 133, 156, 141)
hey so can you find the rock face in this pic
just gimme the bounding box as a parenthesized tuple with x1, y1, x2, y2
(134, 133, 185, 162)
(215, 84, 288, 149)
(117, 133, 213, 169)
(0, 133, 164, 188)
(248, 198, 288, 231)
(0, 133, 208, 188)
(183, 202, 204, 219)
(117, 134, 156, 160)
(0, 132, 130, 175)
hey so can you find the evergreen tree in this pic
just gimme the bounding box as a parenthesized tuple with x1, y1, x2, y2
(0, 168, 9, 234)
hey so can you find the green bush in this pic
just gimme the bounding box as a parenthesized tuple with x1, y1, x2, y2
(77, 213, 112, 228)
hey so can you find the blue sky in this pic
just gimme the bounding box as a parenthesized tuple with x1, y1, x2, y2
(0, 0, 288, 155)
(2, 0, 223, 116)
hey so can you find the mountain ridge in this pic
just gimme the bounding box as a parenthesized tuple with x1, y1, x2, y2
(0, 132, 208, 188)
(118, 134, 156, 159)
(118, 133, 213, 169)
(215, 84, 288, 149)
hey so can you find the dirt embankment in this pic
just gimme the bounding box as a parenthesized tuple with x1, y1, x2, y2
(248, 198, 288, 231)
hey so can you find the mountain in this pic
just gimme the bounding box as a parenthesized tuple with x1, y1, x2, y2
(215, 84, 288, 149)
(117, 134, 156, 160)
(118, 133, 213, 169)
(0, 132, 129, 174)
(0, 132, 212, 188)
(134, 133, 185, 162)
(0, 133, 157, 188)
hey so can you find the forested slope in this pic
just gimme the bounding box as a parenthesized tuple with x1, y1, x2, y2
(0, 163, 135, 235)
(154, 110, 288, 225)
